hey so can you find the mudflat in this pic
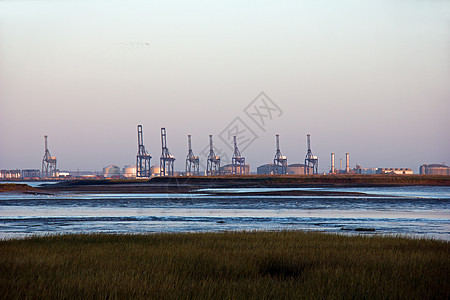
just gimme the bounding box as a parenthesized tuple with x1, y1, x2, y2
(38, 174, 450, 194)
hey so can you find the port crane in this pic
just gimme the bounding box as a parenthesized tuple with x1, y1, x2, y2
(185, 135, 199, 175)
(273, 134, 287, 174)
(231, 136, 246, 175)
(160, 128, 175, 176)
(207, 135, 221, 175)
(304, 134, 318, 174)
(41, 135, 57, 178)
(136, 125, 151, 178)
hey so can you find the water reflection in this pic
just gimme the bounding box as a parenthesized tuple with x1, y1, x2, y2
(0, 186, 449, 240)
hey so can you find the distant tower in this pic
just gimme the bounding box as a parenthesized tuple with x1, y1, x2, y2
(231, 136, 246, 175)
(136, 125, 151, 178)
(273, 134, 287, 174)
(207, 135, 221, 176)
(185, 135, 199, 176)
(330, 153, 335, 174)
(41, 135, 57, 178)
(304, 134, 318, 175)
(346, 153, 350, 173)
(160, 128, 175, 176)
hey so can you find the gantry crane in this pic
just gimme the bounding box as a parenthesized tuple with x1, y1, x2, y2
(231, 136, 246, 175)
(185, 134, 199, 176)
(273, 134, 287, 174)
(41, 135, 57, 178)
(160, 128, 175, 176)
(136, 125, 151, 178)
(304, 134, 318, 174)
(207, 135, 221, 176)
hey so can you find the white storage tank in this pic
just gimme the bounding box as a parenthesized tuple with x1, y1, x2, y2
(103, 165, 120, 178)
(122, 165, 137, 178)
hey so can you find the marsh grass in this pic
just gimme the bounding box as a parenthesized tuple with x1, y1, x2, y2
(1, 231, 448, 299)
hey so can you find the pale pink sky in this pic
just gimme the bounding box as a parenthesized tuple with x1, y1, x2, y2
(1, 0, 449, 173)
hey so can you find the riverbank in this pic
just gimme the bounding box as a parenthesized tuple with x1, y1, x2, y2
(0, 183, 42, 193)
(29, 174, 450, 194)
(1, 231, 448, 299)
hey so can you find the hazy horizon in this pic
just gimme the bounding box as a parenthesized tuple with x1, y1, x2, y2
(1, 0, 449, 173)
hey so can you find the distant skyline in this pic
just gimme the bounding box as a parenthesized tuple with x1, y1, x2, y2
(1, 0, 449, 173)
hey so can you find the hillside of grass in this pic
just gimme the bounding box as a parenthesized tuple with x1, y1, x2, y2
(1, 231, 448, 299)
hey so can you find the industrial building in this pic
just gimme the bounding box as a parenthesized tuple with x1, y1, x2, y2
(355, 168, 378, 175)
(257, 164, 285, 175)
(0, 170, 21, 179)
(221, 164, 250, 175)
(419, 164, 450, 175)
(377, 168, 413, 175)
(287, 164, 313, 175)
(21, 169, 41, 179)
(150, 165, 160, 176)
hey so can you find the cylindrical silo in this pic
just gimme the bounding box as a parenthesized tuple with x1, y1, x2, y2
(331, 153, 335, 174)
(346, 153, 350, 173)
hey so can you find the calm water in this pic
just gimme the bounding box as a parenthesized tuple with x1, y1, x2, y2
(0, 183, 449, 240)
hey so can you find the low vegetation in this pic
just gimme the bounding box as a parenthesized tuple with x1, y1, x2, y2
(0, 183, 39, 193)
(1, 231, 448, 299)
(153, 174, 450, 186)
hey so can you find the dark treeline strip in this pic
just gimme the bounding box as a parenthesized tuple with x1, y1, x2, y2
(33, 174, 450, 194)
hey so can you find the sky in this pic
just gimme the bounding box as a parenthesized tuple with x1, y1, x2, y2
(0, 0, 449, 173)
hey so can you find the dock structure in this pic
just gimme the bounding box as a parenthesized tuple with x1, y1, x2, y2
(185, 134, 199, 176)
(42, 135, 57, 178)
(136, 125, 151, 178)
(160, 128, 175, 176)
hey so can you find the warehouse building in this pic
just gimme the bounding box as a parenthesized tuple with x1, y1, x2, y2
(257, 164, 285, 175)
(220, 164, 250, 175)
(376, 168, 413, 175)
(287, 164, 313, 175)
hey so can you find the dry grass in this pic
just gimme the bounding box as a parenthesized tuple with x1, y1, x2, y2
(0, 183, 40, 193)
(1, 231, 448, 299)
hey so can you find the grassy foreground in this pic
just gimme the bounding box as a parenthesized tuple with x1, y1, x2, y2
(1, 232, 448, 299)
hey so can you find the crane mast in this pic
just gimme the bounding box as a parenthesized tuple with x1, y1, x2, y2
(231, 136, 246, 175)
(273, 134, 287, 174)
(207, 135, 221, 175)
(41, 135, 57, 178)
(160, 128, 175, 176)
(136, 125, 151, 178)
(304, 134, 318, 174)
(185, 134, 199, 175)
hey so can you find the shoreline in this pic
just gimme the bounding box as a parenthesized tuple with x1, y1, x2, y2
(2, 174, 449, 194)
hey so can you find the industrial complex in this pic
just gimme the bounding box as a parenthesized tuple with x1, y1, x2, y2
(0, 125, 448, 180)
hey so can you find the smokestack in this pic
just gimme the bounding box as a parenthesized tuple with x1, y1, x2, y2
(346, 153, 350, 173)
(340, 159, 342, 171)
(331, 153, 335, 174)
